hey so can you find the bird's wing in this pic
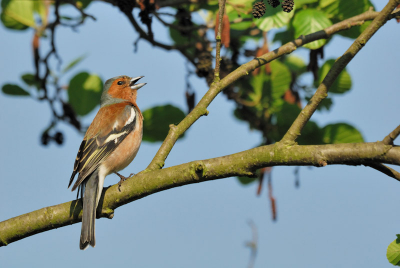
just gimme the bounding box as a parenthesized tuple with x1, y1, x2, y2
(69, 102, 138, 191)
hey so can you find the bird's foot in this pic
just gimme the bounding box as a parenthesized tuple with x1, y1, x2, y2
(116, 172, 135, 191)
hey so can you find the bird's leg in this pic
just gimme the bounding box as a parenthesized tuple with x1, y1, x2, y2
(115, 172, 135, 191)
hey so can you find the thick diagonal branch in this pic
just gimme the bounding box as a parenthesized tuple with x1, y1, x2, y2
(281, 0, 400, 143)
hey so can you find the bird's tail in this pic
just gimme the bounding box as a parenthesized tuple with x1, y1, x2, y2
(80, 170, 101, 250)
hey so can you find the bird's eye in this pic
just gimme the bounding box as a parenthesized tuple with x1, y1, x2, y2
(117, 81, 124, 85)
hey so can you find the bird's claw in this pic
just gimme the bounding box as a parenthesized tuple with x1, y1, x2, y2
(116, 172, 135, 192)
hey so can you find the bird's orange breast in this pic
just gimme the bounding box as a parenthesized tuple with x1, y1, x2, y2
(102, 115, 143, 174)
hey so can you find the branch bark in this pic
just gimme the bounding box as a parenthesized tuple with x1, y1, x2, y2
(1, 141, 399, 246)
(383, 124, 400, 145)
(213, 0, 227, 82)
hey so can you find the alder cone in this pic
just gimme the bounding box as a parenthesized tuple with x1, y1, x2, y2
(281, 0, 294, 13)
(267, 0, 280, 8)
(176, 8, 193, 36)
(252, 2, 266, 19)
(117, 0, 135, 13)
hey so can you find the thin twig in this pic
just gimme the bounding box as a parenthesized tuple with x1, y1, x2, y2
(213, 0, 226, 82)
(153, 12, 207, 31)
(123, 11, 196, 64)
(281, 0, 400, 144)
(365, 163, 400, 182)
(383, 125, 400, 145)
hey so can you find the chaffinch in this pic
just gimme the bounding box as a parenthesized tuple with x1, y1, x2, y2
(68, 75, 146, 250)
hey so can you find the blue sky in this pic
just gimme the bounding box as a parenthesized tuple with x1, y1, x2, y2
(1, 1, 400, 267)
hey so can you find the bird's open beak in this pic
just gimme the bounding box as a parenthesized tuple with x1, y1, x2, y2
(130, 76, 146, 90)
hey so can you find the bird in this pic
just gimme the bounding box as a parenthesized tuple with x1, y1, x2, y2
(68, 75, 146, 250)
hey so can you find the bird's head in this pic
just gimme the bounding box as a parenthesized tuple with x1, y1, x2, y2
(100, 75, 146, 107)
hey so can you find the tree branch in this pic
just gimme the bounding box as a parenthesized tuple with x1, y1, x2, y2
(145, 7, 400, 171)
(213, 0, 226, 82)
(365, 163, 400, 182)
(281, 0, 400, 144)
(1, 141, 399, 246)
(383, 125, 400, 145)
(123, 11, 197, 65)
(153, 12, 207, 31)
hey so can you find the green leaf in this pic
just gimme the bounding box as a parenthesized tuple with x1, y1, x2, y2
(273, 103, 322, 144)
(169, 20, 197, 45)
(2, 84, 30, 96)
(192, 1, 218, 12)
(274, 102, 301, 140)
(75, 0, 92, 9)
(321, 123, 364, 144)
(68, 72, 103, 116)
(298, 121, 322, 145)
(319, 0, 335, 7)
(226, 0, 253, 30)
(247, 60, 291, 114)
(273, 27, 295, 45)
(270, 60, 291, 103)
(249, 71, 268, 105)
(387, 235, 400, 266)
(62, 55, 86, 74)
(231, 27, 263, 43)
(21, 73, 40, 89)
(320, 0, 374, 21)
(237, 176, 257, 185)
(283, 55, 307, 76)
(274, 103, 321, 145)
(226, 6, 253, 31)
(169, 20, 198, 57)
(142, 104, 186, 142)
(1, 0, 35, 30)
(295, 0, 318, 8)
(318, 59, 352, 94)
(230, 18, 253, 31)
(33, 0, 47, 25)
(206, 0, 219, 5)
(255, 4, 295, 32)
(292, 9, 332, 50)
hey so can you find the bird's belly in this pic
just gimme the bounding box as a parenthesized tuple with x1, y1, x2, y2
(103, 126, 143, 174)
